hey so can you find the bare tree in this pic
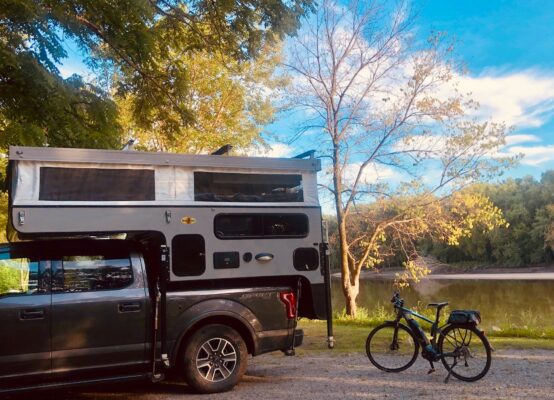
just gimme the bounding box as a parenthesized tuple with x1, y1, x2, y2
(286, 0, 510, 316)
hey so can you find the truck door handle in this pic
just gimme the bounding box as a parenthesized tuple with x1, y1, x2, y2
(119, 302, 142, 313)
(20, 309, 45, 320)
(255, 253, 274, 262)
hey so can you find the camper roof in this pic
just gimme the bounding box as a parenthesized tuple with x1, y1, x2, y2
(9, 146, 321, 172)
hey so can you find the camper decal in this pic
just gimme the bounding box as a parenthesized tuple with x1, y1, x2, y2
(181, 216, 197, 225)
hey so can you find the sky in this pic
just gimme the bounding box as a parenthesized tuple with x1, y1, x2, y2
(266, 0, 554, 182)
(58, 1, 554, 182)
(414, 0, 554, 178)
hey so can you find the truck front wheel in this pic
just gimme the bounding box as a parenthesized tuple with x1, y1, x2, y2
(181, 324, 248, 393)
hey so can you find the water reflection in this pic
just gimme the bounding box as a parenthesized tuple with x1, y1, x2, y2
(331, 278, 554, 329)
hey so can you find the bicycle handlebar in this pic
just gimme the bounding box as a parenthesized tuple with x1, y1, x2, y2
(391, 292, 403, 308)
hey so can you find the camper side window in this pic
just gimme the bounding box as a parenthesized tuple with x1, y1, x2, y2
(172, 235, 206, 276)
(194, 172, 303, 202)
(214, 214, 309, 239)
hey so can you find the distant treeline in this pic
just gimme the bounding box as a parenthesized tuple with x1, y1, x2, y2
(423, 171, 554, 267)
(326, 171, 554, 269)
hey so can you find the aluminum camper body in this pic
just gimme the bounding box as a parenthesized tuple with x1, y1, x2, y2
(8, 146, 325, 286)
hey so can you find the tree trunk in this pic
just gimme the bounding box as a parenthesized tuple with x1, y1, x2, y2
(337, 215, 360, 317)
(332, 141, 360, 318)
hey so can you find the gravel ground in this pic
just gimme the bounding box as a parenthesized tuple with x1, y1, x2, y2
(6, 349, 554, 400)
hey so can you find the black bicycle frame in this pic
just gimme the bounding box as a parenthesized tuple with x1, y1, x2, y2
(394, 306, 445, 348)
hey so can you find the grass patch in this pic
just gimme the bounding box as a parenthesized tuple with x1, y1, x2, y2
(297, 316, 554, 354)
(329, 306, 554, 340)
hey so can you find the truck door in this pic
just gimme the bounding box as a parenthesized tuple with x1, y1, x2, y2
(49, 242, 148, 379)
(0, 245, 51, 386)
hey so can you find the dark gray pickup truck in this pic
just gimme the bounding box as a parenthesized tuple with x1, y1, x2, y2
(0, 238, 306, 394)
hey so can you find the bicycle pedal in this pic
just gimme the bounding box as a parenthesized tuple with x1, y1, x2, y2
(427, 368, 436, 374)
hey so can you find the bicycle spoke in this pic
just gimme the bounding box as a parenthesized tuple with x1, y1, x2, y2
(439, 326, 491, 382)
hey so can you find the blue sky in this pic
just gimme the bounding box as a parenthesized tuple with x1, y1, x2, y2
(58, 1, 554, 182)
(266, 0, 554, 183)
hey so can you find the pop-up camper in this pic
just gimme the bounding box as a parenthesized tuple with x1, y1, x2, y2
(8, 146, 332, 320)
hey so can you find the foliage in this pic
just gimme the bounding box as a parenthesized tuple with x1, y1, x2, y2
(0, 191, 7, 243)
(0, 0, 313, 151)
(287, 0, 511, 316)
(427, 172, 554, 266)
(330, 191, 506, 287)
(118, 44, 285, 153)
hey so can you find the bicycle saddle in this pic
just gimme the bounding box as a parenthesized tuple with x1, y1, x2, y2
(427, 302, 448, 309)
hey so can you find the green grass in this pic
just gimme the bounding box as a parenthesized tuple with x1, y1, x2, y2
(297, 313, 554, 354)
(329, 306, 554, 340)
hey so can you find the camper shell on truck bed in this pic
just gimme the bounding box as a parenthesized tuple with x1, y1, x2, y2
(8, 145, 328, 319)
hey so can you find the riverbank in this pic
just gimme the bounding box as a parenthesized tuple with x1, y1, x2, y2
(331, 257, 554, 280)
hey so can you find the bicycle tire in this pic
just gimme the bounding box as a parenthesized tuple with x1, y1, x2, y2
(438, 324, 492, 382)
(366, 322, 420, 373)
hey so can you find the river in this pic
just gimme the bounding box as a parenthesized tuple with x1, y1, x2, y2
(330, 274, 554, 330)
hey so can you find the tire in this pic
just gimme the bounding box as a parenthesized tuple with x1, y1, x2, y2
(438, 324, 492, 382)
(181, 324, 248, 394)
(366, 322, 419, 373)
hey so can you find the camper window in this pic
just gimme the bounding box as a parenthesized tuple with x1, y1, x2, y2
(172, 235, 206, 276)
(214, 214, 309, 239)
(194, 172, 303, 202)
(39, 167, 155, 201)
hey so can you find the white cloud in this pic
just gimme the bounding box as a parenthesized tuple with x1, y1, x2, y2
(499, 144, 554, 166)
(245, 143, 293, 158)
(504, 134, 541, 146)
(491, 133, 554, 166)
(343, 162, 399, 185)
(456, 71, 554, 128)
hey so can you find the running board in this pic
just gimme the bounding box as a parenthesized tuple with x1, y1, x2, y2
(0, 373, 150, 394)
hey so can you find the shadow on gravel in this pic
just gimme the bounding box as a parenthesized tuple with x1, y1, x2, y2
(1, 381, 194, 400)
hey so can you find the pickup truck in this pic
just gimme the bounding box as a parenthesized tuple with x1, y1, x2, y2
(0, 238, 303, 394)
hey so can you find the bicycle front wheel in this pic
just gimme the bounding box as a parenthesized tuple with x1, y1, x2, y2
(438, 324, 492, 382)
(366, 322, 419, 372)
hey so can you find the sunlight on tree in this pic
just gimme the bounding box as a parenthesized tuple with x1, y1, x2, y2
(287, 0, 514, 316)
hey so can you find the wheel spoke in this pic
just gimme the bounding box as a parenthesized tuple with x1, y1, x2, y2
(220, 365, 232, 378)
(201, 343, 214, 357)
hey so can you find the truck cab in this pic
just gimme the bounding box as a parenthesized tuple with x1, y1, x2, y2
(0, 238, 305, 394)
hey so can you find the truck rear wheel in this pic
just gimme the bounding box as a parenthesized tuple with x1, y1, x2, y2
(182, 324, 248, 393)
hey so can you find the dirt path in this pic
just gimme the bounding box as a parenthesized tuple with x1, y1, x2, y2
(12, 349, 554, 400)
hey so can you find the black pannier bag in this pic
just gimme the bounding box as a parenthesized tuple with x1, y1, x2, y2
(448, 310, 481, 325)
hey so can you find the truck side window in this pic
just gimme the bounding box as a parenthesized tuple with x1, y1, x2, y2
(57, 255, 133, 292)
(214, 214, 309, 239)
(0, 251, 42, 297)
(172, 235, 206, 276)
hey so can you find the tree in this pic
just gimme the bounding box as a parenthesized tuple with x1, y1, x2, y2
(0, 0, 314, 150)
(287, 0, 510, 316)
(117, 44, 285, 153)
(429, 172, 554, 266)
(343, 191, 505, 287)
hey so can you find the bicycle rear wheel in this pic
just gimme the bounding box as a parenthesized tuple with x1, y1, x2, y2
(438, 324, 492, 382)
(366, 322, 419, 372)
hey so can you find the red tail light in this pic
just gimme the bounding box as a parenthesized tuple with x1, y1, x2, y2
(279, 291, 297, 319)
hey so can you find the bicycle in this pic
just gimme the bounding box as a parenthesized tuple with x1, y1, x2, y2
(365, 292, 492, 383)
